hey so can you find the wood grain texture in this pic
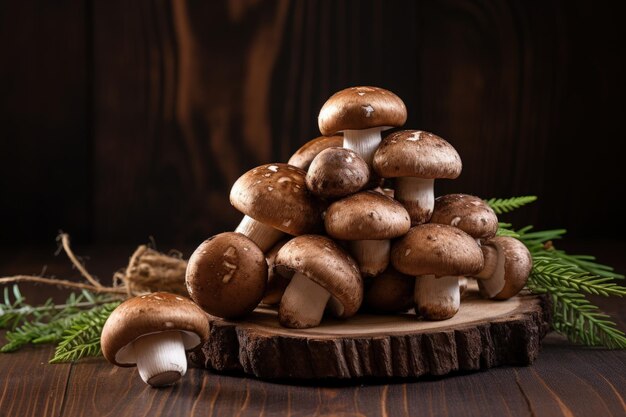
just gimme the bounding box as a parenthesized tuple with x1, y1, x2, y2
(191, 291, 550, 379)
(2, 0, 626, 244)
(4, 340, 623, 417)
(0, 0, 91, 245)
(0, 247, 624, 417)
(0, 345, 70, 417)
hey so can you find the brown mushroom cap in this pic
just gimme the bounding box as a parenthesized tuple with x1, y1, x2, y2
(363, 267, 415, 313)
(306, 147, 370, 199)
(325, 191, 411, 240)
(391, 224, 484, 276)
(372, 130, 462, 179)
(481, 236, 532, 300)
(101, 292, 208, 367)
(287, 135, 344, 170)
(185, 232, 267, 319)
(274, 235, 362, 318)
(431, 194, 499, 240)
(230, 163, 324, 235)
(318, 86, 407, 135)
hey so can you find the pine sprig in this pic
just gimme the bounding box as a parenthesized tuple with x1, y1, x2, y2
(490, 196, 626, 349)
(50, 302, 120, 363)
(485, 196, 537, 214)
(531, 257, 626, 297)
(527, 279, 626, 348)
(0, 286, 120, 353)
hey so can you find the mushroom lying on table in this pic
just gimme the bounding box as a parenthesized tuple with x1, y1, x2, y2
(325, 190, 411, 277)
(230, 163, 324, 252)
(373, 130, 462, 225)
(318, 86, 407, 166)
(185, 232, 267, 319)
(273, 235, 362, 328)
(391, 224, 484, 320)
(100, 292, 208, 387)
(474, 236, 532, 300)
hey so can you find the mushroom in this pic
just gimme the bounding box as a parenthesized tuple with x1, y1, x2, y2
(362, 267, 415, 313)
(474, 236, 532, 300)
(230, 163, 324, 251)
(430, 193, 499, 296)
(430, 194, 499, 243)
(325, 190, 411, 277)
(287, 135, 344, 170)
(305, 147, 370, 199)
(261, 239, 291, 306)
(274, 235, 362, 328)
(373, 130, 462, 225)
(100, 292, 208, 387)
(318, 86, 407, 166)
(185, 232, 267, 319)
(391, 224, 483, 320)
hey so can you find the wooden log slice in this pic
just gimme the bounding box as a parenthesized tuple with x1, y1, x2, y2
(190, 287, 551, 380)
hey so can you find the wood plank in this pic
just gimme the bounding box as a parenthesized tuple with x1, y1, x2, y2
(516, 347, 626, 417)
(0, 343, 71, 417)
(0, 0, 90, 244)
(92, 0, 292, 244)
(2, 0, 626, 245)
(0, 333, 624, 416)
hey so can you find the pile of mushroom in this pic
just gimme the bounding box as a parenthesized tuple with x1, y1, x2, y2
(101, 85, 533, 387)
(184, 85, 532, 328)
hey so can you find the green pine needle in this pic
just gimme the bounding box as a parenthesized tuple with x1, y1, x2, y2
(491, 196, 625, 349)
(50, 302, 120, 363)
(531, 257, 625, 297)
(0, 287, 120, 354)
(485, 196, 537, 214)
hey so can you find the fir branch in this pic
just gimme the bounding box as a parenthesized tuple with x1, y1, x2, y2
(492, 195, 625, 349)
(495, 222, 520, 238)
(50, 302, 120, 363)
(0, 287, 120, 353)
(527, 278, 626, 348)
(531, 257, 626, 297)
(542, 250, 624, 279)
(486, 196, 537, 214)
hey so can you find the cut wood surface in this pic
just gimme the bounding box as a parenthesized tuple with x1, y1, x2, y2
(193, 287, 551, 379)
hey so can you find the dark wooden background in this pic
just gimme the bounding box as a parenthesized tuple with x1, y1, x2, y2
(1, 0, 625, 247)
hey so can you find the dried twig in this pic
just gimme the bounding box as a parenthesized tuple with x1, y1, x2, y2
(56, 233, 102, 288)
(0, 276, 126, 294)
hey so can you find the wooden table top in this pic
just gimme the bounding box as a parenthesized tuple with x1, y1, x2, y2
(1, 242, 625, 417)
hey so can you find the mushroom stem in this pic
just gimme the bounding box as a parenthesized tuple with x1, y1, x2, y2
(133, 331, 187, 387)
(414, 274, 460, 320)
(347, 239, 390, 277)
(342, 127, 383, 166)
(279, 272, 331, 328)
(475, 244, 507, 298)
(235, 215, 284, 252)
(394, 177, 435, 225)
(459, 276, 469, 298)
